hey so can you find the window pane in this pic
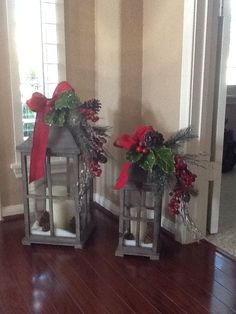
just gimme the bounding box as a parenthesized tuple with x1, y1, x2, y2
(43, 24, 57, 44)
(12, 0, 66, 140)
(41, 3, 57, 24)
(45, 83, 57, 97)
(44, 64, 59, 83)
(43, 44, 58, 63)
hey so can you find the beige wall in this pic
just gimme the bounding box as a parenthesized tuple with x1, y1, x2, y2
(142, 0, 184, 220)
(94, 0, 143, 209)
(95, 0, 184, 211)
(64, 0, 95, 100)
(142, 0, 184, 137)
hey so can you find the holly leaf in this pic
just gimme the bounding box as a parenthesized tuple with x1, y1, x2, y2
(53, 111, 66, 127)
(45, 112, 55, 125)
(139, 149, 156, 171)
(154, 147, 174, 173)
(126, 149, 142, 163)
(55, 90, 80, 110)
(45, 111, 65, 127)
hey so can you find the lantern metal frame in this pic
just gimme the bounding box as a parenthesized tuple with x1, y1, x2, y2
(116, 181, 162, 260)
(17, 127, 95, 248)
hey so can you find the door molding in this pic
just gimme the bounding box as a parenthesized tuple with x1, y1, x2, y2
(178, 0, 224, 243)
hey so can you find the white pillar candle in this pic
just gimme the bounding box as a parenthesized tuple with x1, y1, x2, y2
(46, 186, 75, 230)
(130, 207, 147, 241)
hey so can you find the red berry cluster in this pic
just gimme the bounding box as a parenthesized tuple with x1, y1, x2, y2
(136, 142, 149, 155)
(89, 160, 102, 177)
(80, 108, 99, 122)
(168, 187, 190, 216)
(174, 155, 197, 188)
(168, 155, 197, 216)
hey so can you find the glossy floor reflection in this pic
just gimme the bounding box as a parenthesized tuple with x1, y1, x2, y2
(0, 207, 236, 313)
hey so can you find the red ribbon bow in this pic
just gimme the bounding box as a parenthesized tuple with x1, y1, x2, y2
(114, 125, 154, 189)
(27, 81, 73, 183)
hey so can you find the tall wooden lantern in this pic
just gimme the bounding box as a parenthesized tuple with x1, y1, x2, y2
(17, 127, 95, 248)
(116, 169, 162, 260)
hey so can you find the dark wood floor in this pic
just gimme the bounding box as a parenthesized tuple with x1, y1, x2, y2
(0, 208, 236, 314)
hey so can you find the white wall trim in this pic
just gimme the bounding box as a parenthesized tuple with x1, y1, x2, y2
(2, 203, 24, 218)
(161, 216, 175, 234)
(93, 193, 120, 216)
(179, 0, 196, 129)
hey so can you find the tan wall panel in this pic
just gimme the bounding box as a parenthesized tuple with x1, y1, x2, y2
(142, 0, 184, 137)
(142, 0, 184, 221)
(64, 0, 95, 100)
(95, 0, 143, 209)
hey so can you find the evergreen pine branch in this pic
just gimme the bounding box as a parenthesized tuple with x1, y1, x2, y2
(164, 127, 196, 148)
(92, 125, 111, 136)
(180, 153, 208, 168)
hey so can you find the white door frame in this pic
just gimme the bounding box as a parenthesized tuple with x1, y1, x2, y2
(207, 0, 230, 233)
(177, 0, 229, 243)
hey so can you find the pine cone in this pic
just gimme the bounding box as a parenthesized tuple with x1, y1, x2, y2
(144, 131, 164, 148)
(69, 216, 76, 233)
(39, 211, 50, 232)
(98, 154, 108, 163)
(81, 99, 101, 113)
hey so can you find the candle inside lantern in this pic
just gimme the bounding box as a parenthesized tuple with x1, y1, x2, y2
(130, 207, 147, 241)
(46, 186, 75, 230)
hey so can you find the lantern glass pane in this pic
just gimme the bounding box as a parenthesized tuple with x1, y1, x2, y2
(51, 196, 76, 237)
(122, 187, 157, 249)
(145, 191, 155, 208)
(141, 221, 154, 248)
(48, 157, 76, 237)
(29, 197, 48, 236)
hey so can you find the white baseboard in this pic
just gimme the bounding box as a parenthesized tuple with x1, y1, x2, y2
(2, 204, 24, 218)
(161, 216, 175, 234)
(93, 193, 119, 216)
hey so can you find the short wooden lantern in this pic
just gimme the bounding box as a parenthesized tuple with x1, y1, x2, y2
(116, 170, 162, 260)
(17, 127, 95, 248)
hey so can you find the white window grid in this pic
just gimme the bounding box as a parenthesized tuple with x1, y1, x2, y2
(22, 0, 66, 140)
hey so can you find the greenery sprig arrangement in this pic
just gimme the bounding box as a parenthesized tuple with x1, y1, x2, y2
(114, 125, 199, 231)
(45, 89, 109, 177)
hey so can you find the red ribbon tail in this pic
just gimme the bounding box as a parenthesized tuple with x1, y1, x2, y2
(29, 112, 49, 183)
(114, 161, 131, 190)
